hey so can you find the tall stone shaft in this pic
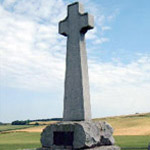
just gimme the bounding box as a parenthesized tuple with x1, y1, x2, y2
(59, 2, 94, 121)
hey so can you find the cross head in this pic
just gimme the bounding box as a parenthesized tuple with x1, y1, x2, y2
(59, 2, 94, 37)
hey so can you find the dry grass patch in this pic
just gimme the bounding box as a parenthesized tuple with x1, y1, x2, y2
(93, 113, 150, 135)
(15, 125, 46, 133)
(15, 121, 58, 133)
(29, 121, 58, 125)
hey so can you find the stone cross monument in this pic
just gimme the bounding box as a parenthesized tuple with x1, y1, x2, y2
(39, 2, 120, 150)
(59, 2, 93, 121)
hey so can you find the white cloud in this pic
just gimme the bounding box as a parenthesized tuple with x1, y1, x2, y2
(86, 28, 97, 40)
(0, 0, 66, 91)
(94, 37, 109, 44)
(107, 8, 120, 22)
(89, 55, 150, 117)
(101, 26, 111, 31)
(2, 0, 16, 7)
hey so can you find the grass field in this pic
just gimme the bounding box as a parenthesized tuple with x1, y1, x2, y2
(0, 132, 41, 150)
(6, 113, 150, 136)
(0, 132, 150, 150)
(115, 135, 150, 148)
(94, 113, 150, 135)
(0, 125, 35, 132)
(0, 113, 150, 150)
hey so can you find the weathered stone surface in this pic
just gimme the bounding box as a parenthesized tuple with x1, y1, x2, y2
(40, 121, 115, 149)
(59, 2, 94, 121)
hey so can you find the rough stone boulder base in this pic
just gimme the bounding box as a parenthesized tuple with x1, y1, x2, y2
(40, 121, 115, 149)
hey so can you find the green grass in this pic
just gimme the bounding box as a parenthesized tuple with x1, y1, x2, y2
(0, 132, 41, 150)
(0, 132, 150, 150)
(0, 125, 35, 132)
(115, 135, 150, 149)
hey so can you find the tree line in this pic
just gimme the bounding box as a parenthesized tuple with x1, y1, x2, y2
(11, 118, 62, 125)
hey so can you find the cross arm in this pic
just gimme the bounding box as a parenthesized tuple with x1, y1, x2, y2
(80, 13, 94, 34)
(59, 19, 68, 36)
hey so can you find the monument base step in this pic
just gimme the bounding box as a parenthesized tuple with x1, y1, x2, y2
(36, 145, 120, 150)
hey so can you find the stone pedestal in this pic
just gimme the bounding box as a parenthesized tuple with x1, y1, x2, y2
(39, 121, 120, 150)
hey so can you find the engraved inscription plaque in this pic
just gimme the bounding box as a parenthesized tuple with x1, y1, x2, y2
(54, 131, 74, 146)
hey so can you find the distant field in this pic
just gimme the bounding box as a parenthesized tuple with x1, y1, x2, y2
(29, 120, 58, 125)
(14, 113, 150, 135)
(15, 125, 46, 132)
(93, 112, 150, 135)
(0, 121, 57, 133)
(3, 113, 150, 135)
(0, 125, 35, 132)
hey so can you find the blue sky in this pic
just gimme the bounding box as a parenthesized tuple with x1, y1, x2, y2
(0, 0, 150, 123)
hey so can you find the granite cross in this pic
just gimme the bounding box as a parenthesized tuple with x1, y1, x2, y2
(59, 2, 94, 121)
